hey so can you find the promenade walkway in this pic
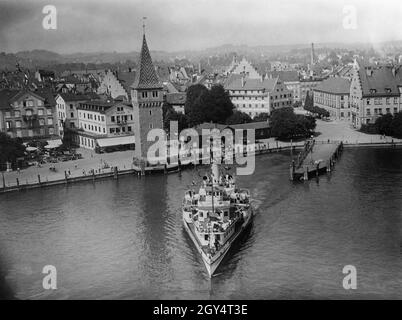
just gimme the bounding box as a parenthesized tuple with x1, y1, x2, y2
(2, 119, 402, 190)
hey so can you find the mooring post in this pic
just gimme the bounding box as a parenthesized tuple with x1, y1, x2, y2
(64, 170, 68, 183)
(289, 162, 295, 181)
(16, 178, 20, 190)
(38, 174, 41, 185)
(114, 166, 118, 179)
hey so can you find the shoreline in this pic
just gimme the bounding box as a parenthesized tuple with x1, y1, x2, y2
(1, 141, 401, 195)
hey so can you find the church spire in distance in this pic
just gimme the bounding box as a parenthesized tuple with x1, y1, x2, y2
(132, 17, 162, 90)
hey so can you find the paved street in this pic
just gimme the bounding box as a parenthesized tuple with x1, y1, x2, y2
(2, 149, 135, 187)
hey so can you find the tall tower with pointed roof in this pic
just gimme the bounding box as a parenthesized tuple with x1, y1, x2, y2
(131, 29, 164, 163)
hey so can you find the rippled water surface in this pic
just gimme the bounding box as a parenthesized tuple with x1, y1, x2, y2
(0, 147, 402, 299)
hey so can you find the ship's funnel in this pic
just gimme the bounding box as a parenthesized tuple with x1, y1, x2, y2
(211, 162, 219, 186)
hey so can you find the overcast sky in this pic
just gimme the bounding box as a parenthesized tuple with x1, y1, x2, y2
(0, 0, 401, 54)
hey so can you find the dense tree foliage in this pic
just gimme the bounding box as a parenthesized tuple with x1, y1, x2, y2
(62, 122, 74, 150)
(253, 112, 269, 122)
(391, 112, 402, 138)
(360, 112, 402, 138)
(0, 132, 25, 168)
(304, 93, 330, 118)
(225, 111, 253, 125)
(304, 91, 314, 109)
(184, 84, 209, 127)
(375, 113, 393, 136)
(270, 107, 316, 140)
(184, 84, 234, 126)
(163, 103, 188, 133)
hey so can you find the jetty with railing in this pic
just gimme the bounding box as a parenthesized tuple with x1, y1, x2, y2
(290, 139, 343, 181)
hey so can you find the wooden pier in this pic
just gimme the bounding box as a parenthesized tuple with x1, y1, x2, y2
(290, 140, 343, 181)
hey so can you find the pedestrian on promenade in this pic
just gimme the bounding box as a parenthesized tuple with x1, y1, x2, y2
(17, 168, 20, 174)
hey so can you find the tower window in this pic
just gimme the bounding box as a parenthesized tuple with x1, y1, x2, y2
(152, 91, 158, 98)
(141, 92, 148, 98)
(149, 123, 153, 129)
(149, 110, 152, 116)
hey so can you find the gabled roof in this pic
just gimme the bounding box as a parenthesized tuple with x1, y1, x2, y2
(314, 77, 351, 95)
(266, 71, 299, 82)
(224, 76, 277, 92)
(57, 92, 94, 102)
(35, 89, 57, 107)
(0, 89, 19, 110)
(11, 90, 46, 102)
(131, 35, 162, 90)
(163, 81, 179, 93)
(358, 66, 401, 97)
(166, 92, 186, 105)
(116, 71, 137, 94)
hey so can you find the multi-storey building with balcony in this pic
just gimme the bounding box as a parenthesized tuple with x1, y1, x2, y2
(0, 89, 58, 139)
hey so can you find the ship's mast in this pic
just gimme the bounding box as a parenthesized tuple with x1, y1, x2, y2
(210, 138, 216, 249)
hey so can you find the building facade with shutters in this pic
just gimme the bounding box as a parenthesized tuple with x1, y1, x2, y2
(0, 90, 58, 139)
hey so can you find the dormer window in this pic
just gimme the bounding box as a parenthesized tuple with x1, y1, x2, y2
(370, 89, 377, 94)
(385, 88, 391, 93)
(141, 91, 148, 98)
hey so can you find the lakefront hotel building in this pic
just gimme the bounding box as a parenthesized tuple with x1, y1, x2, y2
(74, 100, 135, 151)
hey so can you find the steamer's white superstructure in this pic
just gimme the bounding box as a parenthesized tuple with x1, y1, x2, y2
(182, 163, 254, 277)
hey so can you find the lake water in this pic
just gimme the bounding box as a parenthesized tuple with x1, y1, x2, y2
(0, 147, 402, 299)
